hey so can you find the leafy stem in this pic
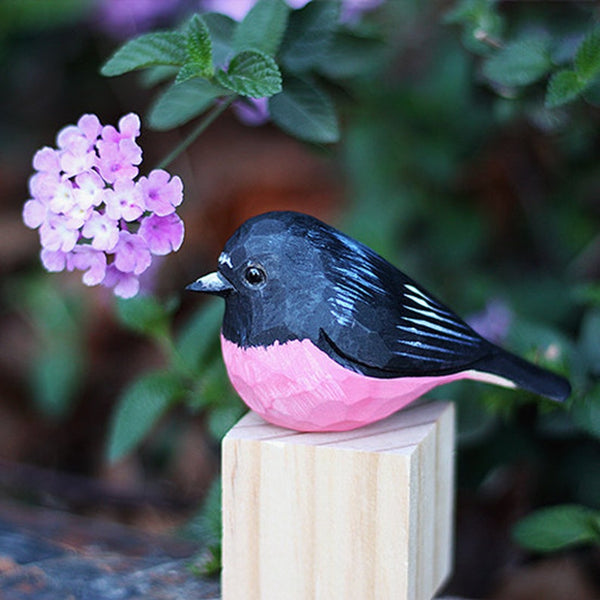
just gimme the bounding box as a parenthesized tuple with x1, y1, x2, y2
(156, 94, 237, 170)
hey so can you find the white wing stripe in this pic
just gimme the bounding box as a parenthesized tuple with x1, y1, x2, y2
(393, 349, 449, 363)
(396, 338, 460, 355)
(396, 324, 480, 346)
(401, 317, 479, 342)
(405, 293, 452, 316)
(405, 304, 472, 331)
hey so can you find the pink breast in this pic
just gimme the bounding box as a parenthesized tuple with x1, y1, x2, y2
(220, 335, 467, 431)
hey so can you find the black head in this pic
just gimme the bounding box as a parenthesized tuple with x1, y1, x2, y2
(186, 211, 391, 347)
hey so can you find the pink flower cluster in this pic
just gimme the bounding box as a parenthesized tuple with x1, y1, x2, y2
(23, 113, 184, 298)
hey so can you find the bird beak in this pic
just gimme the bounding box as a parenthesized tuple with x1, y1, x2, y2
(186, 271, 234, 296)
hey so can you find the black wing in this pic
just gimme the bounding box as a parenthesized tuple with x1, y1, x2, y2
(311, 228, 492, 378)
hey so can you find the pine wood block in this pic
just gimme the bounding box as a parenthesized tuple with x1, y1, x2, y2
(222, 401, 455, 600)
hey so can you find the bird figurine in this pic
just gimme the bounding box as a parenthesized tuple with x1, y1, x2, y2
(187, 211, 570, 432)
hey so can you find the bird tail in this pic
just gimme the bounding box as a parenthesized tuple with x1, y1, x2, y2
(473, 347, 571, 402)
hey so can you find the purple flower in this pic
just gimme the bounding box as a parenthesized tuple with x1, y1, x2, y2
(23, 197, 48, 229)
(233, 97, 270, 126)
(68, 246, 107, 286)
(47, 179, 76, 215)
(340, 0, 384, 23)
(467, 299, 513, 345)
(94, 0, 185, 39)
(103, 178, 144, 221)
(139, 213, 184, 255)
(82, 211, 120, 251)
(96, 114, 143, 184)
(33, 147, 61, 174)
(39, 214, 79, 253)
(73, 171, 105, 210)
(77, 114, 103, 142)
(56, 115, 101, 177)
(202, 0, 310, 20)
(23, 112, 185, 298)
(41, 249, 68, 272)
(137, 169, 183, 216)
(103, 265, 141, 299)
(102, 113, 141, 142)
(201, 0, 381, 23)
(113, 231, 152, 275)
(96, 136, 142, 184)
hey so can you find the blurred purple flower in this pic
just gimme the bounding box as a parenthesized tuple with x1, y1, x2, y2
(94, 0, 186, 38)
(233, 97, 270, 126)
(201, 0, 381, 23)
(24, 113, 185, 299)
(103, 265, 142, 298)
(467, 299, 513, 345)
(340, 0, 384, 23)
(201, 0, 260, 21)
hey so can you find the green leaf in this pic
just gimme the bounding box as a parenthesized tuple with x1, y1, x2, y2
(443, 0, 504, 57)
(101, 31, 187, 77)
(216, 50, 282, 97)
(116, 295, 176, 338)
(546, 69, 585, 108)
(20, 279, 87, 421)
(582, 77, 600, 107)
(575, 28, 600, 81)
(31, 345, 84, 420)
(233, 0, 289, 56)
(140, 65, 179, 87)
(279, 0, 339, 72)
(175, 299, 224, 372)
(107, 371, 184, 462)
(186, 478, 222, 546)
(572, 282, 600, 307)
(570, 384, 600, 440)
(443, 0, 487, 24)
(316, 30, 385, 80)
(203, 12, 237, 67)
(207, 402, 246, 440)
(483, 36, 552, 87)
(579, 309, 600, 374)
(506, 319, 572, 376)
(185, 14, 213, 77)
(176, 62, 210, 84)
(194, 361, 237, 412)
(269, 77, 339, 143)
(513, 504, 600, 552)
(184, 478, 223, 575)
(148, 78, 230, 130)
(0, 0, 91, 33)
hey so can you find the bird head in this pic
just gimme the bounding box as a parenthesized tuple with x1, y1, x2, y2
(186, 211, 338, 346)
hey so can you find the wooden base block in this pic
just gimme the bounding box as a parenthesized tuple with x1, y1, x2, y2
(222, 401, 455, 600)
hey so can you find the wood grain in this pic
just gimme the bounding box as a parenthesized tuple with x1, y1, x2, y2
(222, 401, 455, 600)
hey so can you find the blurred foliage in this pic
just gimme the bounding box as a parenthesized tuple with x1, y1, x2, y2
(355, 0, 600, 557)
(2, 0, 600, 586)
(108, 295, 244, 463)
(0, 0, 93, 37)
(2, 276, 88, 420)
(513, 504, 600, 553)
(183, 477, 222, 577)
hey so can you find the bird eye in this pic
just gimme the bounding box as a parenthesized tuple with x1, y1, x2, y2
(243, 264, 267, 288)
